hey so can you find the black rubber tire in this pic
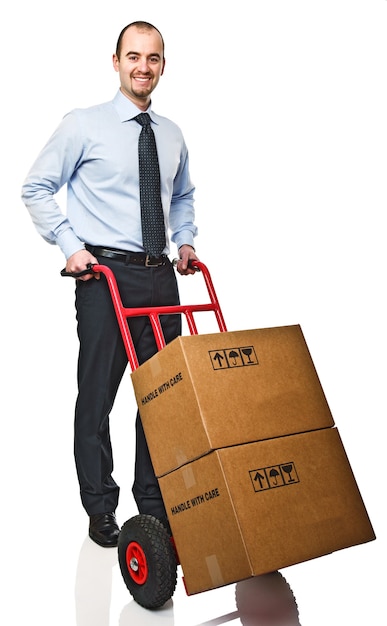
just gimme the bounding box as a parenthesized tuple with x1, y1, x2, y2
(118, 514, 177, 609)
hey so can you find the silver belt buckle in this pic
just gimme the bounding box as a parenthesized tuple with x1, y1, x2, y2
(145, 254, 162, 267)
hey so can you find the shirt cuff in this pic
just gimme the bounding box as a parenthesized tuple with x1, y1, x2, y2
(173, 229, 196, 252)
(56, 229, 85, 260)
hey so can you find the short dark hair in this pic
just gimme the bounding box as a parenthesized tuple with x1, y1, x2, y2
(116, 21, 165, 59)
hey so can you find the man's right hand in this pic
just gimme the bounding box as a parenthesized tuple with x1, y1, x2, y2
(65, 249, 100, 281)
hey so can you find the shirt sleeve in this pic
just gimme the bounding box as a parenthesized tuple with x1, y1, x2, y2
(169, 145, 198, 251)
(21, 111, 86, 259)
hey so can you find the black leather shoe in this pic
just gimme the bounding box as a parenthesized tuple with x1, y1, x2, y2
(89, 512, 120, 547)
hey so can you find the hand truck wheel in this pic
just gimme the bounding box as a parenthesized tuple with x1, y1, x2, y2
(118, 514, 178, 609)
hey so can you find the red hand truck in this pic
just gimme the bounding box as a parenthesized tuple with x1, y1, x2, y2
(62, 260, 227, 608)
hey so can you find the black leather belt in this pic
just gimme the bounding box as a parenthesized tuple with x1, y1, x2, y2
(85, 245, 168, 267)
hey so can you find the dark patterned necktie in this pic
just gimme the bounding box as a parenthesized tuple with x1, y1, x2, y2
(134, 112, 166, 256)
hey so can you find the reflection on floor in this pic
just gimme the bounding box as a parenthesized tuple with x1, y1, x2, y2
(75, 535, 301, 625)
(233, 574, 300, 625)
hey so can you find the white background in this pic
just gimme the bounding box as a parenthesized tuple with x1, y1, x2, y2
(2, 1, 386, 624)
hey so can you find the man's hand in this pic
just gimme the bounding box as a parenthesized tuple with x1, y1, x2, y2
(65, 249, 100, 281)
(176, 245, 199, 276)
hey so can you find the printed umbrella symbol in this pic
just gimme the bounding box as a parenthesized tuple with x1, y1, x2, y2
(269, 468, 280, 485)
(228, 350, 239, 365)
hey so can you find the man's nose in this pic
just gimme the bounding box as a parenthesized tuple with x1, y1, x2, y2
(138, 58, 150, 72)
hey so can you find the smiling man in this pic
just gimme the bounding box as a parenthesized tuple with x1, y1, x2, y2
(114, 23, 166, 106)
(22, 21, 198, 547)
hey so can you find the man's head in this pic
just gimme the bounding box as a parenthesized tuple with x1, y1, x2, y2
(113, 21, 165, 110)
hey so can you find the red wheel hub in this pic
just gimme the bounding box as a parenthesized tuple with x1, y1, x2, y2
(126, 541, 148, 585)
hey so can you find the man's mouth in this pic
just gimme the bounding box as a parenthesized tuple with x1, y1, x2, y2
(133, 76, 151, 82)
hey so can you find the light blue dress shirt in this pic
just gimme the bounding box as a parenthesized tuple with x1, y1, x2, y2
(22, 90, 197, 260)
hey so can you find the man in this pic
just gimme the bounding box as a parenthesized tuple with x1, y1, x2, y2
(21, 21, 198, 547)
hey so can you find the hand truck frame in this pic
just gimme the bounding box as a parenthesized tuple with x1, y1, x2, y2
(62, 260, 227, 609)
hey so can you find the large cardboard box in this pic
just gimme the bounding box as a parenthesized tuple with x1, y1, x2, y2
(131, 325, 334, 476)
(158, 427, 375, 596)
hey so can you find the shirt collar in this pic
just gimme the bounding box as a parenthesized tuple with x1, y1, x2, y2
(112, 89, 156, 123)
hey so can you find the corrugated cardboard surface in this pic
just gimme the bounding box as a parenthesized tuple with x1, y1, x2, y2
(159, 428, 375, 596)
(131, 325, 334, 476)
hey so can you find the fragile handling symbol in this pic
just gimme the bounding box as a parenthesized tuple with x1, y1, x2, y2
(282, 464, 296, 482)
(209, 345, 259, 369)
(250, 462, 299, 492)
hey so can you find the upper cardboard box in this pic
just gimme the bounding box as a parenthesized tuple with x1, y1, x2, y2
(131, 325, 334, 476)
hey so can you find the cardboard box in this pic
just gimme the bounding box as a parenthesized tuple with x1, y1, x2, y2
(158, 427, 375, 596)
(131, 325, 334, 476)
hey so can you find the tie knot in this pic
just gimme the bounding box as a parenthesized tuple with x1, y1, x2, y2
(134, 112, 151, 127)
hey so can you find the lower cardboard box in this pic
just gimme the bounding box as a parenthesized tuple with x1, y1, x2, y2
(159, 427, 375, 596)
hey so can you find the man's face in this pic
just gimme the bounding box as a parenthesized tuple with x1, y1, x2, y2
(113, 26, 165, 108)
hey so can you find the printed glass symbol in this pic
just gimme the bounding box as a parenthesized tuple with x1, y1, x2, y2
(241, 347, 253, 363)
(282, 464, 295, 482)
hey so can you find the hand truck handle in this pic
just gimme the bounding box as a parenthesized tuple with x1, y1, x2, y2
(61, 260, 227, 371)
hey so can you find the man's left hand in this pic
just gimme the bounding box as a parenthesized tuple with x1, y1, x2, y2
(176, 245, 199, 275)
